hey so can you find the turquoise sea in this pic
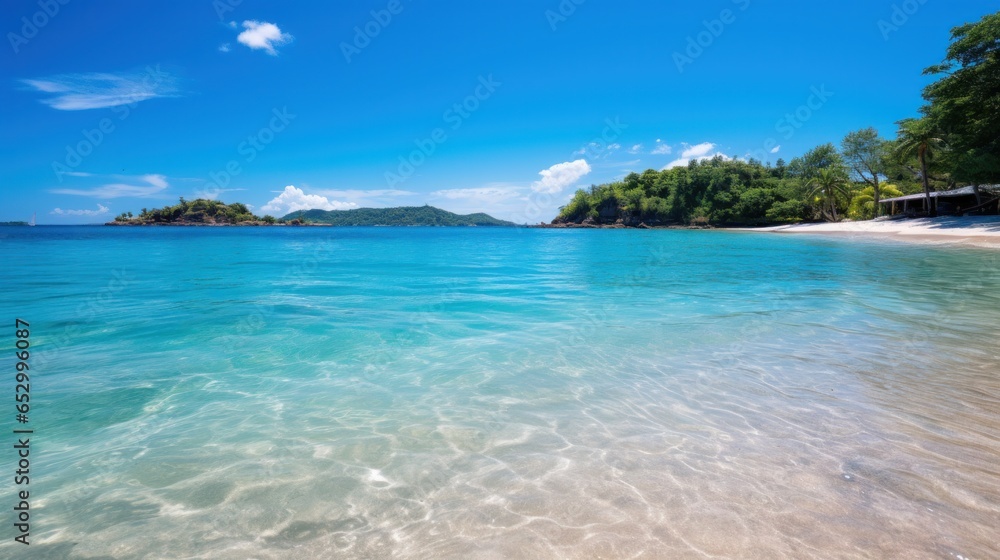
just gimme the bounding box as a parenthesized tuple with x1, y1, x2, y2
(1, 226, 998, 559)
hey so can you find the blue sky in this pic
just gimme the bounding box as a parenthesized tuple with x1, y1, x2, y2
(2, 0, 996, 224)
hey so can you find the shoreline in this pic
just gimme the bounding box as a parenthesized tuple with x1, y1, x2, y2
(32, 216, 1000, 249)
(104, 221, 328, 227)
(733, 216, 1000, 248)
(102, 222, 518, 228)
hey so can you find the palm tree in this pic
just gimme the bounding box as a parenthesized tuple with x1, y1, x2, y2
(849, 184, 905, 220)
(807, 168, 851, 222)
(895, 118, 945, 217)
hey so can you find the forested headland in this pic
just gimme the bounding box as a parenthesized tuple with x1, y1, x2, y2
(552, 12, 999, 228)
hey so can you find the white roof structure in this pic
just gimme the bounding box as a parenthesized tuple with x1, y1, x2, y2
(880, 185, 999, 204)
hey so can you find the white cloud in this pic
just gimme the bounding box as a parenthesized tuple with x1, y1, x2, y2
(219, 43, 231, 53)
(770, 145, 781, 154)
(51, 204, 110, 216)
(228, 21, 237, 29)
(680, 142, 716, 159)
(260, 186, 357, 214)
(662, 142, 733, 169)
(607, 143, 621, 151)
(652, 143, 673, 155)
(629, 144, 644, 154)
(531, 159, 592, 194)
(51, 174, 170, 198)
(237, 21, 293, 55)
(21, 69, 178, 111)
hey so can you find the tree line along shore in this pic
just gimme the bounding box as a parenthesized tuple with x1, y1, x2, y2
(551, 13, 998, 228)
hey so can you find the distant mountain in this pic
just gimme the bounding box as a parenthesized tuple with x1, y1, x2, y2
(282, 206, 516, 227)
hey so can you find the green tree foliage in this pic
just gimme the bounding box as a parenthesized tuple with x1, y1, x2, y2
(922, 12, 1000, 184)
(895, 117, 946, 217)
(788, 144, 844, 179)
(556, 157, 821, 226)
(807, 168, 851, 222)
(129, 198, 263, 224)
(842, 128, 891, 216)
(848, 184, 905, 221)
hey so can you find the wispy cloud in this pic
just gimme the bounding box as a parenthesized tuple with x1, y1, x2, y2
(629, 144, 644, 154)
(651, 140, 673, 155)
(194, 187, 245, 200)
(51, 204, 110, 216)
(607, 159, 642, 168)
(51, 174, 170, 198)
(573, 142, 621, 160)
(663, 142, 731, 169)
(680, 142, 716, 159)
(218, 43, 231, 53)
(21, 68, 178, 111)
(531, 159, 592, 194)
(237, 21, 293, 55)
(431, 186, 524, 204)
(260, 186, 357, 215)
(312, 189, 416, 200)
(427, 182, 534, 221)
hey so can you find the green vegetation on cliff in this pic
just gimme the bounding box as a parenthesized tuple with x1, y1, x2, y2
(283, 206, 514, 226)
(554, 148, 930, 226)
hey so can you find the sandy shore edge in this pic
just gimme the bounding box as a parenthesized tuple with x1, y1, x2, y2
(731, 216, 1000, 249)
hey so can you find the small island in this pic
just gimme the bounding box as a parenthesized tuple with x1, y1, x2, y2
(0, 221, 30, 226)
(106, 198, 284, 226)
(105, 199, 515, 227)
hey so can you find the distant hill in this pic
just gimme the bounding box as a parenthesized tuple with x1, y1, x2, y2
(283, 206, 515, 226)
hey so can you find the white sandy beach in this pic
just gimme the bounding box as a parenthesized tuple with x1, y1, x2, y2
(746, 216, 1000, 248)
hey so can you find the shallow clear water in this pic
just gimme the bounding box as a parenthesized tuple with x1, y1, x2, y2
(1, 226, 998, 559)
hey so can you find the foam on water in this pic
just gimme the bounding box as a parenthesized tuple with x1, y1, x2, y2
(1, 226, 998, 559)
